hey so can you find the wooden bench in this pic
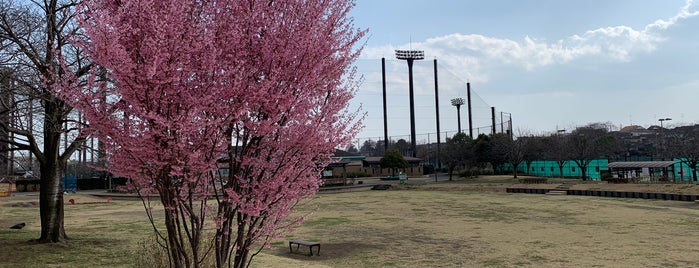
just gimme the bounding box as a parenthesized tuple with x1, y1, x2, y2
(289, 239, 320, 256)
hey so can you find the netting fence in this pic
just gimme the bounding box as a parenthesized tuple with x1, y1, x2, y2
(347, 58, 512, 155)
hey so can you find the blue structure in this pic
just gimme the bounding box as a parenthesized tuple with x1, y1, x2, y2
(672, 158, 699, 182)
(501, 158, 699, 182)
(501, 159, 610, 180)
(62, 176, 77, 192)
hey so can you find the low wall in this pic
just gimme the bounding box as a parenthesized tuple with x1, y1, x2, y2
(506, 188, 699, 202)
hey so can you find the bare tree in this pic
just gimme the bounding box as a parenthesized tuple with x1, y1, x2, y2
(488, 133, 526, 178)
(519, 132, 544, 175)
(507, 137, 527, 179)
(360, 139, 377, 156)
(0, 0, 90, 242)
(567, 124, 618, 180)
(666, 125, 699, 181)
(543, 132, 570, 178)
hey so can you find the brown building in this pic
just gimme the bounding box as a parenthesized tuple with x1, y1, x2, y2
(322, 150, 424, 185)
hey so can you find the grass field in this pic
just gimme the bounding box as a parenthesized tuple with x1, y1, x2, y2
(2, 180, 699, 267)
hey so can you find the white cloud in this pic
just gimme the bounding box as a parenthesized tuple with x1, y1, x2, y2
(361, 0, 699, 77)
(351, 0, 699, 140)
(646, 0, 699, 31)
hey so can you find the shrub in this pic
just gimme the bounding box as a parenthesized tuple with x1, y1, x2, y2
(456, 167, 494, 178)
(480, 168, 494, 175)
(600, 172, 613, 180)
(134, 235, 216, 268)
(346, 171, 369, 178)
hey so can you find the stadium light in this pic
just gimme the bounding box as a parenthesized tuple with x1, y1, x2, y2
(395, 49, 425, 157)
(451, 98, 465, 133)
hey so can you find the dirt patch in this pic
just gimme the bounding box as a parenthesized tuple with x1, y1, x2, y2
(4, 201, 39, 207)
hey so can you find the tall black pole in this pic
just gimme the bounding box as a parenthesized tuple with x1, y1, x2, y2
(407, 59, 417, 157)
(433, 59, 441, 174)
(491, 107, 496, 135)
(500, 112, 504, 133)
(466, 82, 473, 139)
(456, 106, 462, 133)
(395, 50, 424, 158)
(451, 98, 465, 134)
(508, 114, 513, 139)
(381, 58, 388, 152)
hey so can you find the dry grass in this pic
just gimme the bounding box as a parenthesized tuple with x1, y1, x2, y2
(260, 188, 699, 267)
(2, 180, 699, 267)
(0, 194, 155, 268)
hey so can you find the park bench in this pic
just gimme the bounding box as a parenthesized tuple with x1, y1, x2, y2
(289, 239, 320, 256)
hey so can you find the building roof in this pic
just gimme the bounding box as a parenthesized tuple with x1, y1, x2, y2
(363, 156, 422, 164)
(332, 150, 366, 160)
(619, 125, 646, 132)
(606, 161, 676, 169)
(326, 162, 348, 168)
(333, 149, 360, 157)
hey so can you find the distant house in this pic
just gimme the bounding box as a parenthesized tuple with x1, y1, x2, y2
(215, 149, 423, 186)
(322, 150, 367, 186)
(325, 150, 424, 181)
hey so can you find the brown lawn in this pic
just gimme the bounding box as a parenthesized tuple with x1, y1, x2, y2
(2, 177, 699, 267)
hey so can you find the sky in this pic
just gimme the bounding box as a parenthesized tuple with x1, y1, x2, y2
(347, 0, 699, 143)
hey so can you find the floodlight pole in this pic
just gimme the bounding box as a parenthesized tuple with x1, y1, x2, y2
(451, 98, 465, 134)
(395, 50, 424, 157)
(467, 82, 473, 139)
(434, 59, 441, 179)
(491, 107, 496, 135)
(382, 58, 388, 151)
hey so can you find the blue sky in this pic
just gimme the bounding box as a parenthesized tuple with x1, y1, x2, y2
(348, 0, 699, 142)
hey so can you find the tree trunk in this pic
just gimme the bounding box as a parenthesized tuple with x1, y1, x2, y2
(233, 216, 250, 268)
(37, 99, 67, 242)
(525, 162, 530, 175)
(557, 161, 566, 178)
(38, 164, 66, 242)
(559, 168, 564, 178)
(573, 160, 589, 181)
(160, 186, 187, 268)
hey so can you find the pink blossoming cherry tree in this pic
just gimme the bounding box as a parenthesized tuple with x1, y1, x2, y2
(68, 0, 365, 267)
